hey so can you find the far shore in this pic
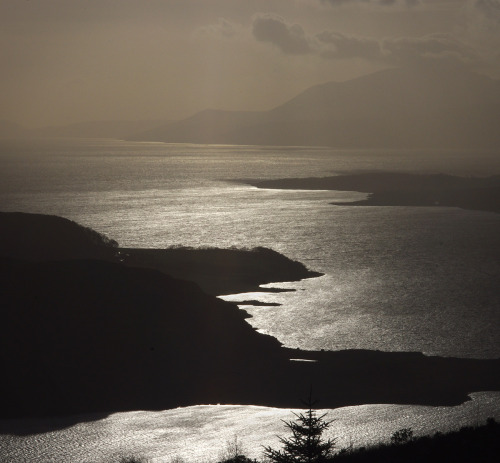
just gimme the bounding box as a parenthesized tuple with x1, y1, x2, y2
(245, 172, 500, 214)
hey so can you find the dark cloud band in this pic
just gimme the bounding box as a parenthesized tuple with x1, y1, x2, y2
(320, 0, 420, 7)
(252, 13, 478, 66)
(252, 14, 311, 55)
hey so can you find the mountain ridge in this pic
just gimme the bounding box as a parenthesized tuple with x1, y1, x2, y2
(129, 65, 500, 149)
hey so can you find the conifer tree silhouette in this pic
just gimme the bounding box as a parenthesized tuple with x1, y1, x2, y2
(263, 393, 335, 463)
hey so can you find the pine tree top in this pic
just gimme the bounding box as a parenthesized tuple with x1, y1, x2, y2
(263, 398, 335, 463)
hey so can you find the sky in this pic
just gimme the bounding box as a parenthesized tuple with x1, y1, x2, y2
(1, 0, 499, 128)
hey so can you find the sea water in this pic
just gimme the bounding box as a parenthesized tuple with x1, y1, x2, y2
(0, 138, 499, 461)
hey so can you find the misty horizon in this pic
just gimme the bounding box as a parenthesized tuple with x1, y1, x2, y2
(2, 0, 500, 130)
(3, 63, 500, 150)
(1, 1, 500, 461)
(4, 62, 499, 127)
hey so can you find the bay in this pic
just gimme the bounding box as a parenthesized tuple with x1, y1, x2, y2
(0, 138, 499, 460)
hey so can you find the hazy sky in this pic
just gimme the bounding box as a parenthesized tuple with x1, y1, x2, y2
(1, 0, 499, 127)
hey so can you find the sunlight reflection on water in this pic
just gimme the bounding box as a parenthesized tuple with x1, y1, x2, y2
(1, 141, 499, 460)
(1, 393, 499, 462)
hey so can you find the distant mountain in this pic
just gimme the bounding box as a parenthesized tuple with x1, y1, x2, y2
(130, 65, 500, 149)
(130, 109, 265, 144)
(33, 119, 170, 139)
(1, 119, 172, 140)
(0, 120, 31, 139)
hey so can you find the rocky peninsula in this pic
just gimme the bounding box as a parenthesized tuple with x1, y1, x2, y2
(1, 212, 499, 425)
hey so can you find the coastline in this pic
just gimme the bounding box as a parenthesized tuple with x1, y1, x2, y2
(1, 212, 499, 426)
(2, 395, 499, 462)
(245, 173, 500, 214)
(118, 246, 323, 296)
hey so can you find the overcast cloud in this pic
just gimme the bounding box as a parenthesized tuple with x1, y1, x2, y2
(251, 14, 478, 66)
(0, 0, 497, 127)
(320, 0, 420, 7)
(252, 14, 312, 55)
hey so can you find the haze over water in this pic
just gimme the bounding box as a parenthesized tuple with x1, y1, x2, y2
(1, 139, 499, 357)
(1, 138, 499, 461)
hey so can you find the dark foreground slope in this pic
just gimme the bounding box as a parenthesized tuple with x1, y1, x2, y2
(248, 173, 500, 214)
(332, 419, 500, 463)
(1, 212, 499, 422)
(2, 256, 500, 421)
(0, 257, 284, 418)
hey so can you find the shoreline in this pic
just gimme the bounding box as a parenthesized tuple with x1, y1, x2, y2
(2, 396, 499, 462)
(1, 212, 499, 428)
(2, 252, 499, 424)
(244, 172, 500, 214)
(118, 246, 323, 296)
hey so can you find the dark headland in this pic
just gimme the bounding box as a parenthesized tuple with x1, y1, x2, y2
(246, 173, 500, 214)
(0, 211, 322, 296)
(1, 212, 499, 428)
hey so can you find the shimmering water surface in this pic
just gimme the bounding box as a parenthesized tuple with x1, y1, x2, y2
(1, 393, 500, 463)
(0, 138, 499, 461)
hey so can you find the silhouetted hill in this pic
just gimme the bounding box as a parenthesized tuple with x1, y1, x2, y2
(130, 65, 500, 148)
(0, 256, 285, 418)
(269, 65, 499, 122)
(2, 255, 500, 421)
(1, 212, 499, 422)
(0, 212, 321, 295)
(246, 173, 500, 214)
(0, 212, 118, 261)
(332, 419, 500, 463)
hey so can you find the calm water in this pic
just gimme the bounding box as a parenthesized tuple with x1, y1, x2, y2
(1, 393, 500, 462)
(1, 138, 499, 461)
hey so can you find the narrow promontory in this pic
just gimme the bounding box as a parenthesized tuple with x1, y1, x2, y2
(246, 173, 500, 214)
(1, 212, 499, 425)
